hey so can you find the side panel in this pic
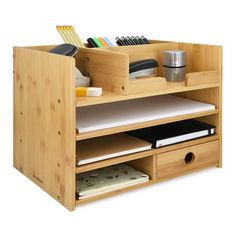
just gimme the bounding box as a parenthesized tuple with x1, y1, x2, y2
(178, 43, 222, 167)
(13, 47, 76, 210)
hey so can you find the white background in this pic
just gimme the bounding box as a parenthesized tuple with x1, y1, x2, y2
(0, 0, 235, 235)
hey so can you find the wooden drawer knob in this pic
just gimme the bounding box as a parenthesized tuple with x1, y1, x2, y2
(184, 152, 195, 165)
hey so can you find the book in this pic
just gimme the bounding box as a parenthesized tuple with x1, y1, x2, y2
(76, 95, 215, 133)
(76, 133, 152, 166)
(76, 163, 149, 199)
(128, 119, 215, 148)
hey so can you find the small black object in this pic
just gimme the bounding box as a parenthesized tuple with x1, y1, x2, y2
(129, 59, 158, 73)
(48, 44, 78, 56)
(87, 38, 98, 48)
(141, 35, 150, 44)
(115, 37, 123, 46)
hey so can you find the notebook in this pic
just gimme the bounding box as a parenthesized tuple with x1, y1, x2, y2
(76, 133, 152, 166)
(76, 95, 215, 133)
(76, 164, 149, 199)
(128, 119, 215, 148)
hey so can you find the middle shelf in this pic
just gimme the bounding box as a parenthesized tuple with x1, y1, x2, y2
(76, 109, 218, 140)
(76, 134, 218, 173)
(76, 94, 218, 140)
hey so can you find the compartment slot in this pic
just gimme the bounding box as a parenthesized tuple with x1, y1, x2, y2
(156, 140, 219, 179)
(127, 156, 156, 180)
(76, 156, 155, 203)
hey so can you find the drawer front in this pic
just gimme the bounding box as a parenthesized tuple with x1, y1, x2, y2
(157, 140, 219, 179)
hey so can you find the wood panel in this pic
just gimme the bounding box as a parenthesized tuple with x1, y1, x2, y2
(157, 140, 219, 178)
(76, 48, 129, 94)
(76, 82, 219, 107)
(178, 43, 222, 167)
(179, 43, 222, 73)
(186, 71, 219, 86)
(129, 77, 166, 94)
(128, 156, 156, 180)
(25, 45, 55, 51)
(13, 47, 76, 210)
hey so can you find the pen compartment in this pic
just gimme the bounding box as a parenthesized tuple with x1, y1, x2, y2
(75, 41, 221, 95)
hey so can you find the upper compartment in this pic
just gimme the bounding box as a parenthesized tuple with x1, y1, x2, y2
(75, 40, 222, 95)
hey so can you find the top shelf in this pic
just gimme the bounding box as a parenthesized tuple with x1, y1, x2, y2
(76, 81, 219, 107)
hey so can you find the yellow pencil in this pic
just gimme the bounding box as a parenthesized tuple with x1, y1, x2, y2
(62, 26, 77, 45)
(67, 26, 83, 47)
(56, 26, 69, 43)
(69, 26, 85, 48)
(56, 25, 85, 48)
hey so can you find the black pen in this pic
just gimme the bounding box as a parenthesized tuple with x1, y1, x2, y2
(121, 36, 129, 45)
(115, 37, 123, 46)
(126, 36, 135, 45)
(135, 36, 144, 44)
(131, 36, 139, 45)
(141, 35, 150, 44)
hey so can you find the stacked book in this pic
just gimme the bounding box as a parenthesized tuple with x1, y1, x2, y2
(76, 133, 152, 166)
(128, 119, 215, 148)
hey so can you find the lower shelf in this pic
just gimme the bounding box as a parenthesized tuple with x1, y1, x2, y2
(76, 179, 154, 206)
(76, 137, 220, 206)
(76, 163, 219, 206)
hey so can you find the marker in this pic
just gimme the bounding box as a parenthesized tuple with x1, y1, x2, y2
(87, 38, 98, 48)
(93, 37, 103, 47)
(103, 37, 114, 47)
(98, 37, 109, 47)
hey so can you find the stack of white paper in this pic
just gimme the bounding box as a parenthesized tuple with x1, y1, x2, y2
(76, 95, 215, 133)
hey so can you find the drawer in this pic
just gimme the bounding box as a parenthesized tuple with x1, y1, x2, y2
(157, 140, 219, 179)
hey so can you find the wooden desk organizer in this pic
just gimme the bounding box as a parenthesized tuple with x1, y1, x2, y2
(13, 40, 222, 211)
